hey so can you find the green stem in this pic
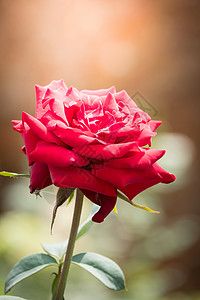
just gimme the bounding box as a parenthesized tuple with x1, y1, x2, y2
(54, 189, 84, 300)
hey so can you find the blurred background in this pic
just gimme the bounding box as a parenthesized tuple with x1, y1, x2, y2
(0, 0, 199, 299)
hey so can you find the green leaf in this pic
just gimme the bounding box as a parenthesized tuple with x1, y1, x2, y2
(117, 190, 159, 214)
(0, 297, 28, 300)
(5, 253, 58, 293)
(0, 171, 30, 178)
(76, 204, 99, 240)
(42, 240, 68, 261)
(72, 252, 126, 291)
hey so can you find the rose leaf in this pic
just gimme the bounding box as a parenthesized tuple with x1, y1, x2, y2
(5, 253, 58, 294)
(72, 252, 126, 291)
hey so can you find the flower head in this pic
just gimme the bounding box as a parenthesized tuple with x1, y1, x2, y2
(13, 80, 175, 222)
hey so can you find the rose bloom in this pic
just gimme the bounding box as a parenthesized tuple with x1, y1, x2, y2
(12, 80, 175, 222)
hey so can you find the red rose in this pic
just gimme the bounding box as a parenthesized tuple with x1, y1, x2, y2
(12, 80, 175, 222)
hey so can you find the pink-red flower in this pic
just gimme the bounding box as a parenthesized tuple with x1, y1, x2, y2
(12, 80, 175, 222)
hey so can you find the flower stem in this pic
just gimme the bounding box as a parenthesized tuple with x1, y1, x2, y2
(54, 189, 84, 300)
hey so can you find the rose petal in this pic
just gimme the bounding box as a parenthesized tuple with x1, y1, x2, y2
(113, 90, 132, 105)
(47, 98, 69, 125)
(105, 149, 165, 170)
(103, 93, 119, 115)
(152, 163, 176, 183)
(40, 110, 67, 132)
(35, 79, 67, 119)
(137, 126, 156, 146)
(118, 179, 162, 200)
(149, 120, 162, 132)
(42, 85, 68, 109)
(92, 164, 162, 188)
(97, 111, 116, 131)
(64, 103, 80, 126)
(119, 165, 175, 199)
(22, 128, 40, 165)
(47, 79, 68, 91)
(29, 162, 52, 193)
(73, 141, 138, 160)
(30, 141, 89, 167)
(118, 163, 175, 199)
(35, 85, 48, 119)
(81, 189, 117, 223)
(53, 126, 96, 148)
(48, 165, 117, 197)
(66, 86, 81, 103)
(81, 86, 116, 96)
(99, 125, 140, 144)
(12, 120, 23, 133)
(22, 112, 61, 145)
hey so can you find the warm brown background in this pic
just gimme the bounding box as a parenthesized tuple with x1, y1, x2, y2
(0, 0, 199, 299)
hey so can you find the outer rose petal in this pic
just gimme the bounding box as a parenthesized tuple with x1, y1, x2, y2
(30, 141, 89, 167)
(104, 149, 165, 170)
(137, 126, 157, 146)
(35, 85, 48, 119)
(12, 120, 23, 133)
(21, 128, 40, 165)
(119, 165, 175, 199)
(149, 120, 162, 132)
(29, 162, 52, 193)
(92, 164, 162, 188)
(22, 112, 61, 145)
(81, 189, 117, 223)
(118, 179, 162, 200)
(152, 163, 176, 183)
(48, 165, 117, 197)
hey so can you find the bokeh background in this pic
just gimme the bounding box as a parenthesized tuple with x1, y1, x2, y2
(0, 0, 199, 299)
